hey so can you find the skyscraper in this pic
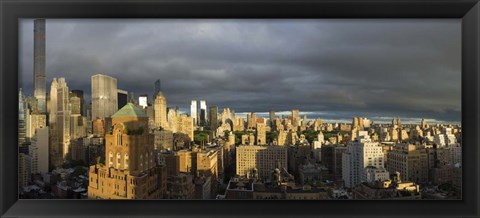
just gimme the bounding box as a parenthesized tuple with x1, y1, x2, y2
(33, 19, 46, 114)
(291, 109, 300, 127)
(154, 79, 161, 97)
(48, 78, 62, 167)
(342, 131, 386, 188)
(154, 92, 168, 130)
(256, 122, 266, 145)
(91, 74, 118, 120)
(247, 112, 257, 130)
(269, 110, 275, 128)
(191, 100, 197, 126)
(117, 89, 128, 109)
(69, 96, 81, 115)
(49, 78, 58, 126)
(19, 89, 27, 146)
(70, 90, 85, 116)
(56, 78, 71, 161)
(200, 100, 207, 126)
(29, 126, 49, 174)
(139, 94, 148, 109)
(209, 106, 218, 131)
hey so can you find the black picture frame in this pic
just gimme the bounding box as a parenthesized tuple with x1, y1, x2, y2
(1, 0, 479, 217)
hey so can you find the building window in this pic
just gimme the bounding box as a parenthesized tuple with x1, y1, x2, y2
(117, 131, 122, 146)
(117, 153, 121, 169)
(109, 152, 113, 168)
(125, 154, 129, 170)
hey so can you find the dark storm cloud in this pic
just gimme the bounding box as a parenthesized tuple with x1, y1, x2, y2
(19, 19, 461, 123)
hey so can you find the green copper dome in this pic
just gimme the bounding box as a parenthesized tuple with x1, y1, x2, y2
(111, 103, 147, 118)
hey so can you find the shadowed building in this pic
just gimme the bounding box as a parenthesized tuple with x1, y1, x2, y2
(70, 90, 85, 116)
(154, 79, 161, 97)
(33, 19, 46, 114)
(88, 103, 167, 199)
(209, 106, 218, 132)
(117, 89, 128, 110)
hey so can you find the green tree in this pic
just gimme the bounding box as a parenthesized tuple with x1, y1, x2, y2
(266, 131, 278, 143)
(194, 130, 210, 145)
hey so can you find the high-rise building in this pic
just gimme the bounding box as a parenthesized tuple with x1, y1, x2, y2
(29, 126, 49, 174)
(49, 78, 58, 126)
(139, 94, 148, 109)
(200, 109, 206, 126)
(91, 74, 118, 120)
(269, 110, 275, 128)
(342, 131, 386, 188)
(18, 89, 27, 146)
(33, 19, 46, 114)
(236, 145, 288, 180)
(70, 90, 85, 116)
(352, 117, 365, 131)
(387, 144, 429, 184)
(56, 78, 71, 161)
(19, 153, 32, 188)
(291, 109, 300, 127)
(312, 132, 324, 161)
(117, 89, 128, 109)
(190, 100, 197, 126)
(154, 92, 168, 129)
(88, 103, 167, 199)
(256, 122, 266, 145)
(69, 96, 81, 115)
(301, 114, 307, 131)
(26, 113, 46, 140)
(209, 106, 218, 131)
(200, 100, 207, 126)
(70, 114, 87, 140)
(421, 118, 428, 129)
(154, 130, 173, 151)
(247, 112, 257, 130)
(167, 108, 178, 133)
(128, 92, 136, 104)
(178, 114, 194, 141)
(154, 79, 161, 97)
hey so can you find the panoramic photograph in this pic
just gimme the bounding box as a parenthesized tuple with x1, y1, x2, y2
(18, 19, 461, 200)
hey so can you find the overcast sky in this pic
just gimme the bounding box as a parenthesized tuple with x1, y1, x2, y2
(19, 19, 461, 124)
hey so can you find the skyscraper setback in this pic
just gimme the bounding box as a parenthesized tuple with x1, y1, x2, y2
(33, 19, 46, 114)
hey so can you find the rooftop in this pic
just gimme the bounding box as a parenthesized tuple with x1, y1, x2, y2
(111, 103, 147, 118)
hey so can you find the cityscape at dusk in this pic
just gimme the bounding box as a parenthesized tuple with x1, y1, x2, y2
(18, 19, 462, 200)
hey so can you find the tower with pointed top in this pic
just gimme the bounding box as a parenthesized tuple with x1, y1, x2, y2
(154, 91, 168, 130)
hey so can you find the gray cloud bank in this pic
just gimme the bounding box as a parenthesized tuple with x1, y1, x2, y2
(19, 19, 461, 123)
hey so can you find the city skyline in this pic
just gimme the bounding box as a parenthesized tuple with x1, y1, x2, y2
(19, 19, 461, 123)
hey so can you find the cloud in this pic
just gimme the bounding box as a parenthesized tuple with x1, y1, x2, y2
(19, 19, 461, 123)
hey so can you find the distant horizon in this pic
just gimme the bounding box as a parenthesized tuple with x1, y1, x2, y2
(20, 19, 461, 123)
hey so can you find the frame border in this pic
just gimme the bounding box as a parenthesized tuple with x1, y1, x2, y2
(1, 0, 479, 217)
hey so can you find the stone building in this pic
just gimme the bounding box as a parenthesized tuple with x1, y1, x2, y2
(88, 103, 167, 199)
